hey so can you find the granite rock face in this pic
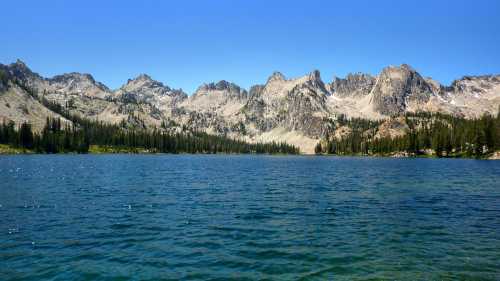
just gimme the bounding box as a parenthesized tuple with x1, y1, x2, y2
(49, 72, 111, 99)
(196, 80, 248, 100)
(243, 70, 331, 137)
(330, 73, 375, 98)
(370, 64, 434, 116)
(115, 74, 187, 108)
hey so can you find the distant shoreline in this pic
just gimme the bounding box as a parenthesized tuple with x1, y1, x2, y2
(0, 144, 295, 156)
(1, 145, 499, 160)
(315, 152, 500, 160)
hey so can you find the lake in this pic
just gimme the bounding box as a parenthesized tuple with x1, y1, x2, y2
(1, 155, 499, 280)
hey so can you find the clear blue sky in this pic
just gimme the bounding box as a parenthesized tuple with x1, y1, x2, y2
(2, 0, 499, 93)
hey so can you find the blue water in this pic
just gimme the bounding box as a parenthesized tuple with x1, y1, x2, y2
(0, 155, 499, 280)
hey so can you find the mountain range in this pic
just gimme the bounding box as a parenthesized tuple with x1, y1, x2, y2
(1, 60, 499, 153)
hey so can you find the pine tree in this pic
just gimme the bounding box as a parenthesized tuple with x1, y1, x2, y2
(19, 122, 34, 149)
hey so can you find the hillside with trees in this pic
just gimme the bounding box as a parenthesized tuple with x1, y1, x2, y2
(0, 117, 299, 154)
(315, 110, 500, 158)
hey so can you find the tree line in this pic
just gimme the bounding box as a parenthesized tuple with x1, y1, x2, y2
(315, 110, 500, 158)
(0, 117, 299, 154)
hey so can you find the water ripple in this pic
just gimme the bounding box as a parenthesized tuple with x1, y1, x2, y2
(0, 155, 499, 280)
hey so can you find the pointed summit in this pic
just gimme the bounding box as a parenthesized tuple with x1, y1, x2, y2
(117, 73, 186, 103)
(215, 80, 232, 90)
(123, 74, 168, 90)
(4, 59, 45, 89)
(122, 74, 175, 93)
(127, 73, 154, 84)
(400, 63, 415, 71)
(9, 59, 35, 76)
(267, 71, 286, 83)
(380, 64, 418, 77)
(300, 70, 326, 93)
(136, 73, 152, 80)
(197, 80, 241, 92)
(371, 64, 434, 115)
(13, 59, 28, 68)
(308, 70, 321, 81)
(193, 80, 247, 100)
(48, 72, 111, 98)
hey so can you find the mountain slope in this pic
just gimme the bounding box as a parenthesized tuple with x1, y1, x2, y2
(0, 78, 71, 131)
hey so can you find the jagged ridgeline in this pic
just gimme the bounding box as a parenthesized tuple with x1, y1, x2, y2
(0, 60, 499, 155)
(0, 67, 298, 154)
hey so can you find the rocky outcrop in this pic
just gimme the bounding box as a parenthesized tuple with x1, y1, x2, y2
(330, 73, 375, 98)
(157, 80, 247, 140)
(107, 74, 189, 126)
(450, 75, 500, 95)
(369, 64, 435, 116)
(178, 80, 249, 136)
(243, 70, 331, 137)
(49, 72, 111, 99)
(193, 80, 248, 100)
(249, 84, 264, 99)
(183, 80, 248, 114)
(374, 116, 410, 139)
(2, 60, 47, 93)
(0, 66, 11, 92)
(0, 83, 71, 131)
(434, 75, 500, 118)
(115, 74, 187, 106)
(489, 151, 500, 160)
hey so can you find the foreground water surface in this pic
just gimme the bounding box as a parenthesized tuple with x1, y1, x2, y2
(0, 155, 499, 280)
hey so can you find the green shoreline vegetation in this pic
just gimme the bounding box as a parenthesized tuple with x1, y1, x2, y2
(315, 111, 500, 159)
(1, 108, 500, 158)
(0, 118, 299, 155)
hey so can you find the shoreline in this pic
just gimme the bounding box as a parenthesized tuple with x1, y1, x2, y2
(314, 151, 500, 160)
(2, 143, 499, 160)
(1, 149, 499, 160)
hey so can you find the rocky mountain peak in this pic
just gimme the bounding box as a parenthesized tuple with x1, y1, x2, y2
(13, 59, 29, 69)
(6, 59, 31, 78)
(199, 80, 239, 92)
(52, 72, 94, 83)
(48, 72, 111, 98)
(117, 74, 187, 106)
(193, 80, 248, 101)
(126, 74, 156, 85)
(449, 75, 500, 97)
(123, 74, 175, 93)
(136, 73, 153, 81)
(0, 60, 46, 94)
(330, 73, 375, 98)
(297, 70, 328, 95)
(215, 80, 234, 90)
(6, 59, 41, 82)
(400, 63, 415, 71)
(267, 71, 286, 83)
(370, 64, 434, 115)
(308, 70, 321, 81)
